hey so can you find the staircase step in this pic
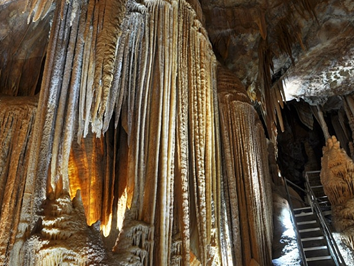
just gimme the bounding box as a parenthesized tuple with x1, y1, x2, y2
(305, 247, 330, 258)
(299, 227, 321, 233)
(300, 230, 323, 238)
(303, 246, 327, 251)
(294, 206, 312, 212)
(306, 255, 332, 262)
(301, 236, 324, 241)
(318, 195, 328, 199)
(297, 220, 317, 225)
(295, 212, 314, 217)
(318, 200, 329, 204)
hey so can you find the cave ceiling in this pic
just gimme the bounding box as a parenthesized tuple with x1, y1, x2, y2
(1, 0, 354, 105)
(201, 0, 354, 105)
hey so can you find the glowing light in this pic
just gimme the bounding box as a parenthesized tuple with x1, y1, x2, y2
(101, 213, 112, 237)
(117, 187, 128, 231)
(283, 78, 305, 101)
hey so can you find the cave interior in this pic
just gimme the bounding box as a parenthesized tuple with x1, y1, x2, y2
(1, 0, 354, 265)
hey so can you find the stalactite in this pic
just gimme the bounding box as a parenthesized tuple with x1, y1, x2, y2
(274, 16, 304, 64)
(257, 37, 286, 142)
(68, 131, 109, 226)
(218, 65, 273, 266)
(0, 96, 37, 264)
(102, 0, 222, 264)
(49, 0, 82, 196)
(255, 0, 319, 139)
(255, 9, 267, 40)
(1, 0, 277, 265)
(311, 105, 330, 140)
(6, 0, 126, 263)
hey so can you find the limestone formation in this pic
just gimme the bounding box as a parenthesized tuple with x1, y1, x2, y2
(0, 0, 277, 264)
(321, 136, 354, 249)
(4, 0, 354, 265)
(218, 66, 273, 266)
(0, 0, 278, 264)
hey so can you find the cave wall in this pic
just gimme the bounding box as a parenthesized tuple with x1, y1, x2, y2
(0, 0, 274, 265)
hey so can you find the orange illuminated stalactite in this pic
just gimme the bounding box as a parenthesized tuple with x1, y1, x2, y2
(67, 133, 106, 226)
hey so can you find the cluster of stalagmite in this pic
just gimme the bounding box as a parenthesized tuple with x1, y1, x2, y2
(0, 0, 275, 265)
(321, 135, 354, 249)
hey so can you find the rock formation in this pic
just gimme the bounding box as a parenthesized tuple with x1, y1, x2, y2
(0, 0, 274, 265)
(2, 0, 354, 265)
(218, 66, 273, 266)
(321, 136, 354, 250)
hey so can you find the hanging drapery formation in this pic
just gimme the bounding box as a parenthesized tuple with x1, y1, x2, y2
(321, 136, 354, 250)
(0, 96, 37, 264)
(109, 1, 222, 264)
(257, 38, 286, 143)
(0, 0, 276, 264)
(3, 0, 126, 264)
(217, 66, 273, 266)
(255, 0, 319, 141)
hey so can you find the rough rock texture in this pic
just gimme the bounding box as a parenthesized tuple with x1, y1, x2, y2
(22, 192, 106, 266)
(321, 136, 354, 249)
(202, 0, 354, 104)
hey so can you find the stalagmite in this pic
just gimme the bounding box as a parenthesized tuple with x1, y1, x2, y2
(321, 136, 354, 249)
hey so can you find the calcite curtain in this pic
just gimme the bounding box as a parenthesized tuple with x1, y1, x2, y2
(0, 0, 273, 265)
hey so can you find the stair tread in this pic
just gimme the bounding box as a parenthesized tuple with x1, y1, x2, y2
(301, 236, 325, 241)
(306, 255, 332, 262)
(299, 227, 321, 233)
(311, 185, 324, 188)
(303, 246, 328, 251)
(297, 220, 317, 225)
(294, 206, 312, 211)
(295, 212, 314, 217)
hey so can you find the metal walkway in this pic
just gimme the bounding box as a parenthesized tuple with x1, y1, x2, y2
(284, 170, 346, 266)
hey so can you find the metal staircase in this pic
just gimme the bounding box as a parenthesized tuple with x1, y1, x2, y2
(284, 170, 346, 266)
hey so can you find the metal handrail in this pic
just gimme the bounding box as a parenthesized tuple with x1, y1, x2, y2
(283, 177, 308, 266)
(305, 172, 346, 266)
(284, 175, 346, 266)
